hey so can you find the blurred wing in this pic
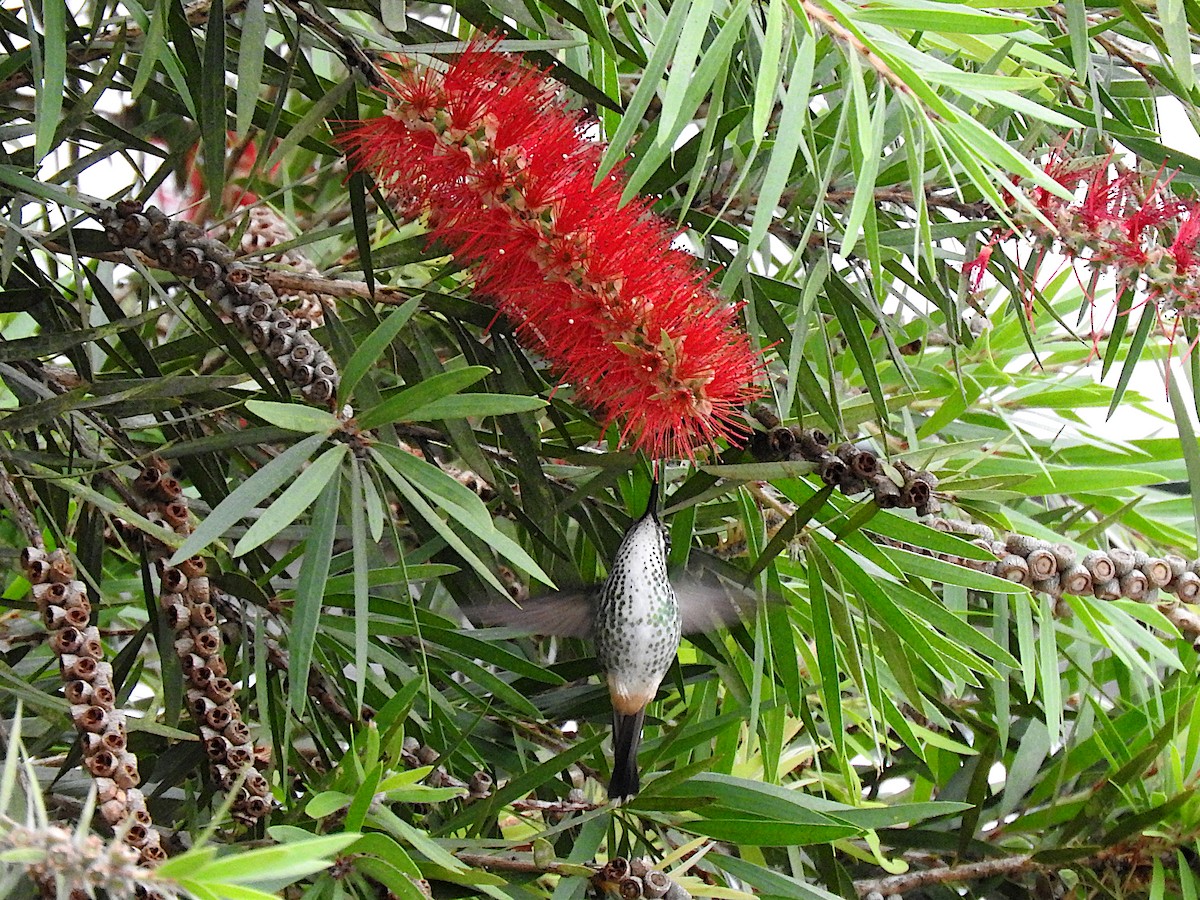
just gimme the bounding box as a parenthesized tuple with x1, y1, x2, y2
(672, 554, 776, 634)
(463, 591, 595, 639)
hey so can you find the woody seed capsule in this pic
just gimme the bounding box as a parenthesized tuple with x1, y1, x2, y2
(186, 576, 211, 603)
(1142, 558, 1172, 587)
(224, 719, 251, 745)
(1034, 577, 1061, 599)
(24, 558, 52, 583)
(1051, 543, 1077, 569)
(1120, 570, 1149, 600)
(85, 751, 118, 778)
(1026, 547, 1058, 580)
(1083, 551, 1116, 582)
(998, 554, 1030, 583)
(61, 654, 98, 681)
(101, 729, 127, 755)
(1005, 533, 1038, 556)
(240, 794, 271, 819)
(1173, 571, 1200, 601)
(1109, 547, 1136, 577)
(304, 377, 335, 403)
(92, 685, 115, 707)
(63, 606, 90, 628)
(243, 769, 270, 798)
(226, 743, 254, 768)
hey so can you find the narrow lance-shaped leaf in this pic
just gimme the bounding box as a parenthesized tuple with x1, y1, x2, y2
(32, 0, 65, 162)
(338, 297, 423, 404)
(169, 432, 327, 564)
(234, 443, 348, 556)
(355, 366, 491, 430)
(287, 473, 341, 723)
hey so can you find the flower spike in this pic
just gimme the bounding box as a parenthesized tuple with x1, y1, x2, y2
(341, 42, 763, 459)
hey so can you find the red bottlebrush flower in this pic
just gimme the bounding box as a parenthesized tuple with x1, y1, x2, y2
(1170, 203, 1200, 272)
(341, 43, 762, 459)
(962, 241, 994, 292)
(1078, 163, 1132, 233)
(1028, 150, 1084, 217)
(1122, 188, 1187, 246)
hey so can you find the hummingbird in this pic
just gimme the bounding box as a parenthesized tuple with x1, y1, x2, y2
(468, 480, 758, 800)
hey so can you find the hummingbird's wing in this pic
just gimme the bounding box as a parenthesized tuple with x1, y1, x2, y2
(672, 554, 775, 634)
(463, 591, 595, 638)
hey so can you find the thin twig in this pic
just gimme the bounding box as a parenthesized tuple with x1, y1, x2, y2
(854, 855, 1037, 895)
(824, 187, 991, 218)
(0, 467, 43, 549)
(275, 0, 385, 88)
(1045, 5, 1160, 88)
(0, 0, 244, 95)
(454, 852, 592, 878)
(510, 797, 599, 813)
(11, 228, 416, 306)
(799, 0, 918, 106)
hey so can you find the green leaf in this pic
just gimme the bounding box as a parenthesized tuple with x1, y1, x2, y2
(752, 0, 784, 142)
(168, 432, 327, 564)
(403, 392, 547, 421)
(233, 444, 348, 556)
(0, 307, 162, 363)
(338, 297, 423, 404)
(879, 545, 1026, 594)
(263, 78, 352, 172)
(712, 855, 845, 900)
(597, 0, 692, 175)
(349, 459, 371, 711)
(370, 449, 511, 596)
(304, 791, 352, 819)
(655, 0, 715, 147)
(1158, 0, 1194, 91)
(201, 0, 227, 209)
(372, 444, 553, 585)
(287, 472, 341, 722)
(33, 0, 66, 162)
(854, 6, 1029, 33)
(355, 366, 491, 430)
(177, 835, 359, 884)
(1106, 301, 1155, 419)
(746, 35, 814, 254)
(236, 0, 267, 135)
(245, 400, 340, 433)
(1168, 374, 1200, 541)
(682, 817, 856, 845)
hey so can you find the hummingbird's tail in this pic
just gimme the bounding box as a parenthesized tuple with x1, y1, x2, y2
(608, 708, 646, 800)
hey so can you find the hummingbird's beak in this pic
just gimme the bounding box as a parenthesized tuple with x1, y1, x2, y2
(641, 478, 660, 522)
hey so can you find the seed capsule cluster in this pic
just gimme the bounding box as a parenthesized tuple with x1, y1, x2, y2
(130, 462, 271, 825)
(8, 821, 167, 900)
(98, 200, 340, 406)
(400, 736, 492, 799)
(593, 857, 691, 900)
(749, 414, 940, 516)
(923, 520, 1200, 647)
(234, 206, 324, 325)
(19, 547, 167, 865)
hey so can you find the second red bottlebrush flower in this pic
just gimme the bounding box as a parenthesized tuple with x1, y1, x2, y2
(341, 43, 763, 460)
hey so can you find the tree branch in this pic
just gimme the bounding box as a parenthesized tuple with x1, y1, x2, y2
(0, 0, 245, 96)
(799, 0, 918, 106)
(13, 227, 417, 306)
(854, 855, 1037, 896)
(0, 466, 43, 549)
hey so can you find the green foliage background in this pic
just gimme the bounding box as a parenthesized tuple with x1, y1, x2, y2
(2, 0, 1200, 896)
